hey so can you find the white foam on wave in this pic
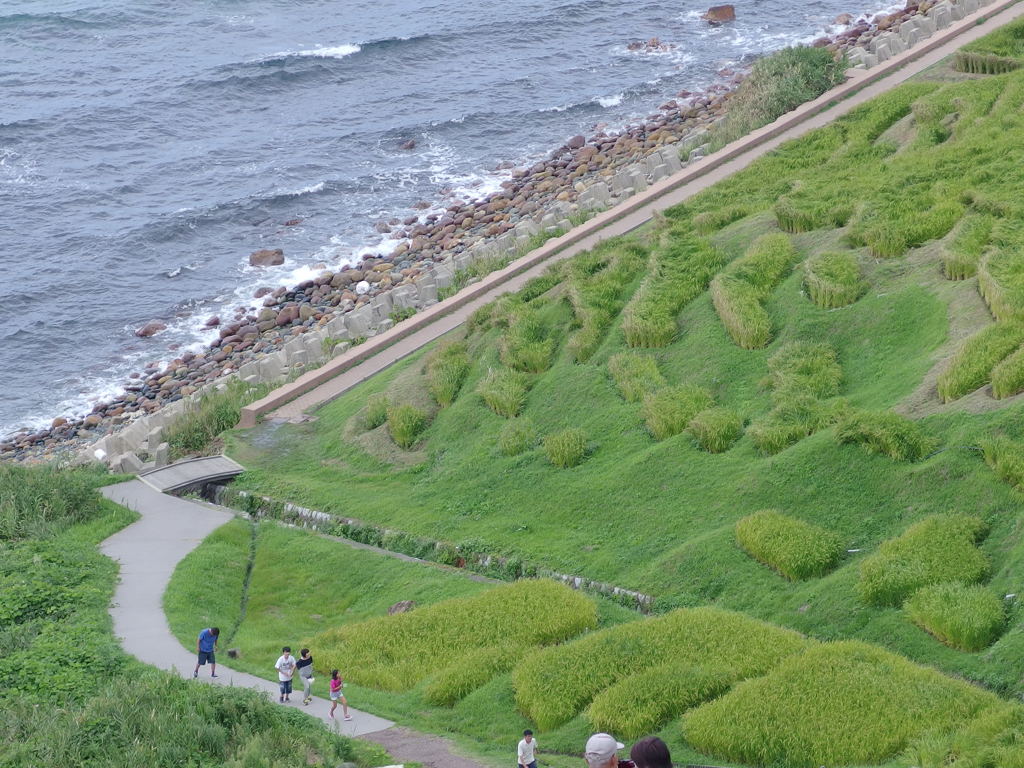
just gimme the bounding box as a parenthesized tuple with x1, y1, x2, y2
(281, 44, 362, 59)
(281, 181, 326, 197)
(597, 93, 624, 108)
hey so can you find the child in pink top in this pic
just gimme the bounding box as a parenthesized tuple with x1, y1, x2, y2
(329, 669, 351, 720)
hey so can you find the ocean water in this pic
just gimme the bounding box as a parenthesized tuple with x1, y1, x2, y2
(0, 0, 898, 436)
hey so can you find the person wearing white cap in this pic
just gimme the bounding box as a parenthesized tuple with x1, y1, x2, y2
(584, 733, 625, 768)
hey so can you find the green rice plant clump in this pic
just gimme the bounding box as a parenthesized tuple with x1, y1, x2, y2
(834, 409, 938, 462)
(767, 341, 842, 399)
(687, 407, 743, 453)
(683, 641, 999, 768)
(363, 393, 390, 429)
(936, 321, 1024, 402)
(586, 663, 733, 739)
(957, 17, 1024, 72)
(944, 214, 995, 281)
(978, 223, 1024, 321)
(735, 510, 843, 580)
(427, 342, 471, 407)
(749, 395, 846, 455)
(642, 384, 714, 441)
(386, 404, 429, 449)
(981, 435, 1024, 491)
(775, 195, 852, 234)
(512, 606, 809, 730)
(711, 233, 799, 348)
(498, 418, 538, 456)
(477, 368, 530, 418)
(312, 579, 597, 692)
(423, 645, 526, 706)
(905, 582, 1006, 652)
(544, 428, 588, 468)
(991, 345, 1024, 399)
(607, 352, 667, 402)
(499, 307, 556, 373)
(803, 251, 867, 308)
(905, 703, 1024, 768)
(622, 225, 725, 347)
(857, 514, 990, 606)
(692, 205, 749, 235)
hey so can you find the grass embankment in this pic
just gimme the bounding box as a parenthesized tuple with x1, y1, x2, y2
(165, 47, 1024, 768)
(0, 466, 386, 768)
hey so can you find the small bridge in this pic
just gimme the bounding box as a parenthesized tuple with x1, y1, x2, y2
(138, 455, 245, 494)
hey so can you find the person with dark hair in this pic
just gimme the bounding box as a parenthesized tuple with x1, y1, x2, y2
(193, 627, 219, 678)
(295, 648, 315, 704)
(630, 737, 672, 768)
(274, 646, 296, 703)
(518, 729, 538, 768)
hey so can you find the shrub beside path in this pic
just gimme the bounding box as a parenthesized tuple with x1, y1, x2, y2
(100, 479, 490, 768)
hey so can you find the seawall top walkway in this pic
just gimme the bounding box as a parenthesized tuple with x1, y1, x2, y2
(244, 0, 1024, 426)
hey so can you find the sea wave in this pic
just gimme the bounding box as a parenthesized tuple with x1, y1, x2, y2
(271, 43, 362, 60)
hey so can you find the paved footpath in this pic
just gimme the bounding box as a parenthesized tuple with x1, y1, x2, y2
(100, 480, 488, 768)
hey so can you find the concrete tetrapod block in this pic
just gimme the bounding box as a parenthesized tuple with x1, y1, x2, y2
(651, 164, 670, 182)
(949, 1, 966, 19)
(258, 353, 284, 383)
(961, 0, 979, 13)
(331, 341, 352, 358)
(154, 442, 170, 468)
(390, 284, 418, 310)
(902, 26, 922, 46)
(302, 332, 326, 364)
(414, 276, 438, 304)
(931, 5, 952, 27)
(324, 316, 349, 338)
(370, 290, 394, 322)
(345, 304, 373, 338)
(874, 40, 892, 61)
(453, 250, 473, 272)
(918, 14, 937, 34)
(659, 146, 683, 173)
(611, 169, 633, 195)
(146, 427, 164, 450)
(115, 452, 144, 475)
(432, 261, 455, 289)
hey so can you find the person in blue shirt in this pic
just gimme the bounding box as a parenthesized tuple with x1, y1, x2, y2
(193, 627, 220, 678)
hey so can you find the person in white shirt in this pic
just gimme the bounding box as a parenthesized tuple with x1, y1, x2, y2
(274, 646, 297, 703)
(518, 729, 538, 768)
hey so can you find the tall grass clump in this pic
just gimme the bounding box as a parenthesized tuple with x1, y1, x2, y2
(363, 393, 390, 429)
(642, 384, 714, 440)
(687, 407, 743, 453)
(944, 214, 994, 280)
(386, 403, 429, 449)
(707, 46, 846, 150)
(857, 514, 990, 606)
(834, 409, 938, 462)
(586, 663, 733, 739)
(981, 435, 1024, 491)
(477, 368, 530, 418)
(956, 17, 1024, 73)
(775, 194, 852, 234)
(427, 342, 471, 406)
(0, 465, 106, 541)
(607, 352, 666, 402)
(544, 428, 589, 468)
(166, 379, 269, 458)
(693, 205, 749, 235)
(423, 645, 526, 706)
(512, 606, 809, 730)
(904, 702, 1024, 768)
(851, 198, 964, 259)
(499, 307, 557, 373)
(936, 321, 1024, 401)
(710, 233, 799, 348)
(312, 580, 597, 692)
(978, 223, 1024, 321)
(905, 582, 1006, 652)
(683, 641, 999, 768)
(767, 341, 842, 399)
(991, 346, 1024, 398)
(565, 242, 647, 362)
(499, 418, 538, 456)
(803, 251, 867, 308)
(735, 510, 843, 580)
(622, 225, 725, 347)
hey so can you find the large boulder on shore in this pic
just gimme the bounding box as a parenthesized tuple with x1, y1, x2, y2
(702, 4, 736, 24)
(135, 321, 166, 338)
(249, 248, 284, 267)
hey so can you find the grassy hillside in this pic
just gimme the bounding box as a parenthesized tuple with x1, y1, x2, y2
(206, 46, 1024, 768)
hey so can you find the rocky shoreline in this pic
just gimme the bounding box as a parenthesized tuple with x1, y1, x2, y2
(0, 1, 949, 465)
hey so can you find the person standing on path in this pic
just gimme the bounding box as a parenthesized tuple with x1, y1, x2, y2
(295, 648, 315, 705)
(193, 627, 219, 678)
(518, 729, 538, 768)
(329, 669, 352, 720)
(275, 646, 297, 703)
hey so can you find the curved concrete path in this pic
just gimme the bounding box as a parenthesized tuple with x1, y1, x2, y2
(252, 0, 1024, 425)
(99, 479, 490, 768)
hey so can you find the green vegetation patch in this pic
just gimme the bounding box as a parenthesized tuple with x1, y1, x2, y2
(683, 641, 999, 768)
(607, 352, 666, 402)
(803, 251, 867, 308)
(857, 514, 990, 606)
(512, 606, 809, 730)
(427, 342, 471, 406)
(766, 341, 842, 399)
(906, 703, 1024, 768)
(944, 214, 995, 281)
(0, 464, 108, 541)
(687, 406, 743, 453)
(956, 16, 1024, 74)
(311, 579, 597, 692)
(991, 345, 1024, 399)
(544, 427, 589, 468)
(937, 321, 1024, 402)
(622, 224, 725, 347)
(499, 417, 538, 456)
(834, 408, 938, 462)
(500, 305, 558, 373)
(710, 233, 799, 349)
(166, 379, 270, 458)
(387, 403, 429, 449)
(363, 392, 390, 429)
(477, 367, 530, 418)
(979, 229, 1024, 322)
(642, 384, 714, 441)
(735, 509, 843, 580)
(982, 435, 1024, 491)
(906, 582, 1007, 652)
(424, 645, 526, 707)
